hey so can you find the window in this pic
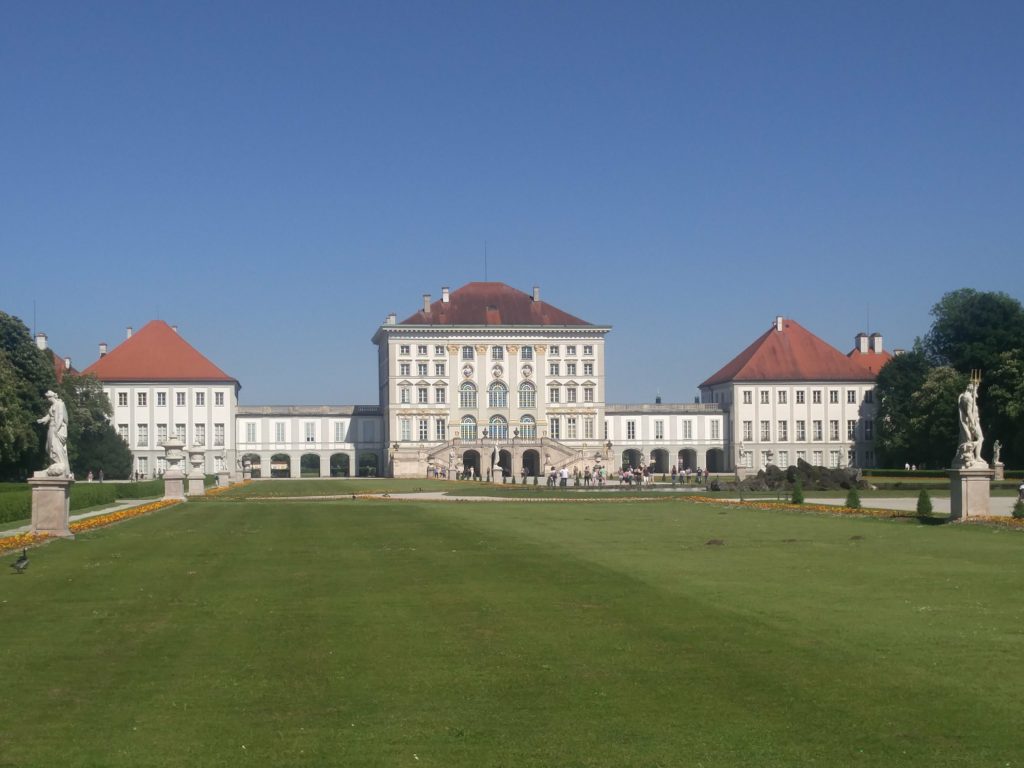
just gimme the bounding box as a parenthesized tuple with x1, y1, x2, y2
(418, 418, 429, 441)
(138, 392, 147, 407)
(761, 451, 772, 468)
(549, 362, 560, 376)
(175, 424, 186, 442)
(829, 450, 841, 468)
(829, 420, 839, 440)
(548, 386, 560, 404)
(137, 457, 148, 478)
(682, 420, 693, 440)
(434, 363, 445, 377)
(583, 386, 594, 402)
(194, 424, 206, 446)
(196, 392, 205, 406)
(117, 392, 128, 406)
(566, 387, 577, 403)
(118, 424, 129, 441)
(136, 424, 148, 447)
(400, 418, 411, 441)
(796, 420, 806, 441)
(435, 418, 446, 441)
(157, 424, 168, 445)
(848, 449, 856, 466)
(604, 420, 609, 440)
(566, 417, 578, 439)
(796, 450, 807, 463)
(488, 382, 508, 408)
(778, 421, 788, 441)
(864, 389, 874, 404)
(778, 450, 789, 467)
(743, 390, 752, 404)
(417, 345, 427, 355)
(461, 346, 474, 360)
(417, 387, 429, 404)
(334, 422, 346, 442)
(760, 420, 771, 441)
(655, 420, 664, 440)
(245, 423, 257, 443)
(711, 420, 720, 439)
(778, 391, 787, 404)
(491, 346, 504, 361)
(157, 392, 166, 407)
(176, 392, 186, 406)
(400, 345, 411, 355)
(275, 422, 286, 443)
(215, 392, 224, 406)
(796, 391, 805, 404)
(157, 456, 167, 474)
(743, 421, 753, 441)
(580, 416, 593, 440)
(435, 345, 445, 356)
(460, 383, 477, 409)
(813, 420, 823, 441)
(487, 416, 508, 439)
(460, 417, 476, 441)
(583, 362, 593, 376)
(435, 387, 446, 404)
(865, 420, 874, 440)
(400, 363, 411, 376)
(519, 382, 536, 409)
(417, 363, 428, 376)
(549, 345, 559, 356)
(214, 423, 225, 446)
(583, 345, 593, 355)
(812, 390, 822, 404)
(566, 362, 577, 376)
(626, 420, 636, 440)
(566, 345, 576, 356)
(813, 450, 823, 466)
(400, 387, 410, 404)
(521, 346, 533, 361)
(760, 391, 770, 404)
(847, 420, 857, 440)
(520, 415, 536, 439)
(847, 390, 857, 404)
(550, 417, 560, 439)
(829, 390, 839, 404)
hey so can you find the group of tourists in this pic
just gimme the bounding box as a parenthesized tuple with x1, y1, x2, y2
(546, 465, 609, 487)
(669, 465, 704, 487)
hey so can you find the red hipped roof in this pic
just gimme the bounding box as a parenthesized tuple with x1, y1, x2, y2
(846, 347, 892, 375)
(700, 319, 878, 387)
(83, 320, 237, 384)
(399, 282, 592, 326)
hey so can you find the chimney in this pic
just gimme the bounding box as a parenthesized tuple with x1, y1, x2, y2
(869, 332, 883, 354)
(64, 357, 72, 370)
(171, 325, 178, 334)
(423, 294, 431, 313)
(532, 286, 540, 302)
(99, 342, 108, 357)
(856, 332, 869, 354)
(126, 326, 133, 339)
(385, 313, 396, 325)
(441, 286, 450, 303)
(774, 316, 784, 332)
(35, 332, 47, 350)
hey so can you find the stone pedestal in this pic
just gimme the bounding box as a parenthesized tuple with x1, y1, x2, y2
(993, 462, 1005, 482)
(187, 450, 206, 497)
(29, 476, 74, 538)
(163, 470, 186, 501)
(949, 467, 996, 520)
(216, 471, 230, 488)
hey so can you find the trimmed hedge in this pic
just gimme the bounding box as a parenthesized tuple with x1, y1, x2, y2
(0, 480, 167, 526)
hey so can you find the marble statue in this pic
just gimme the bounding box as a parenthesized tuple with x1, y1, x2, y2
(953, 379, 985, 469)
(993, 440, 1002, 465)
(36, 390, 69, 477)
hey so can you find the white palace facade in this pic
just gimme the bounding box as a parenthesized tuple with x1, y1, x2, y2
(79, 282, 889, 479)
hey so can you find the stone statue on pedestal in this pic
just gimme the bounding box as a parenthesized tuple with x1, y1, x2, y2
(953, 379, 986, 469)
(35, 390, 69, 478)
(993, 440, 1002, 466)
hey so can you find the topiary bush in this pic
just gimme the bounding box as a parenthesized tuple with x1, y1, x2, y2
(1012, 500, 1024, 520)
(791, 481, 804, 505)
(845, 488, 861, 509)
(916, 489, 933, 517)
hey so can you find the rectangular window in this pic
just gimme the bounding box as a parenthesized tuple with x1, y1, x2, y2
(275, 422, 285, 443)
(435, 418, 446, 441)
(761, 451, 772, 468)
(136, 424, 148, 447)
(117, 392, 128, 406)
(829, 390, 839, 404)
(583, 345, 593, 355)
(303, 423, 315, 443)
(583, 387, 594, 402)
(549, 362, 560, 376)
(400, 345, 411, 355)
(137, 457, 148, 478)
(435, 387, 446, 404)
(566, 362, 577, 376)
(462, 346, 474, 360)
(778, 391, 787, 404)
(829, 420, 840, 440)
(417, 387, 429, 404)
(566, 387, 577, 403)
(626, 420, 636, 440)
(760, 391, 770, 404)
(864, 389, 874, 404)
(196, 392, 205, 406)
(847, 420, 857, 440)
(176, 392, 186, 406)
(812, 390, 822, 404)
(549, 345, 559, 356)
(813, 450, 823, 466)
(865, 420, 874, 440)
(682, 420, 693, 440)
(521, 346, 533, 361)
(796, 450, 807, 463)
(655, 420, 664, 440)
(194, 423, 206, 446)
(796, 391, 805, 404)
(157, 424, 168, 445)
(334, 422, 345, 442)
(400, 418, 411, 441)
(604, 420, 609, 440)
(813, 420, 823, 441)
(778, 421, 788, 441)
(566, 417, 578, 439)
(246, 423, 257, 443)
(157, 392, 166, 407)
(435, 363, 445, 377)
(796, 420, 806, 441)
(760, 420, 771, 441)
(743, 420, 753, 441)
(583, 362, 593, 376)
(417, 363, 428, 376)
(215, 392, 224, 406)
(491, 346, 504, 361)
(847, 390, 857, 404)
(400, 363, 411, 376)
(830, 450, 841, 468)
(566, 345, 576, 356)
(400, 387, 410, 404)
(778, 450, 789, 467)
(711, 420, 720, 439)
(417, 345, 428, 355)
(137, 392, 147, 407)
(418, 418, 429, 441)
(550, 417, 560, 440)
(214, 423, 225, 446)
(175, 423, 186, 442)
(549, 387, 560, 403)
(435, 345, 445, 356)
(743, 390, 752, 404)
(584, 417, 595, 439)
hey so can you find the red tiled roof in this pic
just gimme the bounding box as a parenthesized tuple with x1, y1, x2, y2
(82, 320, 237, 383)
(846, 347, 892, 376)
(50, 350, 78, 383)
(399, 283, 592, 326)
(700, 319, 878, 387)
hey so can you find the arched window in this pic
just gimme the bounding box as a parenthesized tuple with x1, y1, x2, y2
(518, 381, 536, 409)
(520, 415, 536, 439)
(488, 381, 508, 409)
(460, 416, 477, 441)
(459, 382, 477, 409)
(489, 415, 508, 439)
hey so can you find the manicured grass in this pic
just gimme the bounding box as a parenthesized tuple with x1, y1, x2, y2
(2, 498, 1022, 767)
(220, 478, 456, 497)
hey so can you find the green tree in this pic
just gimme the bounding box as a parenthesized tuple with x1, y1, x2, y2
(923, 289, 1024, 373)
(0, 312, 57, 480)
(875, 347, 932, 467)
(57, 373, 133, 479)
(984, 350, 1024, 468)
(907, 366, 967, 469)
(916, 489, 933, 518)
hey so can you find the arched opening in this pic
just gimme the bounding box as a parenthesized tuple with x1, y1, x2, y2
(489, 415, 508, 439)
(678, 449, 697, 471)
(358, 452, 378, 477)
(622, 449, 642, 469)
(300, 453, 321, 478)
(459, 382, 478, 409)
(460, 416, 477, 441)
(488, 381, 508, 409)
(462, 449, 481, 479)
(519, 415, 537, 439)
(498, 449, 512, 478)
(242, 453, 261, 479)
(706, 448, 725, 473)
(270, 453, 291, 479)
(330, 453, 350, 477)
(651, 449, 669, 473)
(518, 381, 536, 409)
(522, 449, 540, 477)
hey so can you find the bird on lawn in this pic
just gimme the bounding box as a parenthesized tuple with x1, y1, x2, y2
(10, 549, 29, 574)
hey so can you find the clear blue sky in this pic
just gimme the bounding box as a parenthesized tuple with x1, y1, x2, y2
(2, 1, 1021, 405)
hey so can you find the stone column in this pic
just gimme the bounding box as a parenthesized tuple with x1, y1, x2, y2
(162, 437, 187, 501)
(187, 449, 206, 496)
(949, 467, 997, 520)
(29, 476, 74, 538)
(993, 462, 1005, 482)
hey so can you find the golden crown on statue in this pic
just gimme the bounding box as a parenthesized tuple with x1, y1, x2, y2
(970, 369, 982, 386)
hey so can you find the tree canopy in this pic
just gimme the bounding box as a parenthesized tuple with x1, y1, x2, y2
(58, 373, 133, 479)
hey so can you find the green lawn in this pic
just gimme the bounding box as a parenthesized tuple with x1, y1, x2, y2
(221, 478, 456, 497)
(2, 497, 1022, 767)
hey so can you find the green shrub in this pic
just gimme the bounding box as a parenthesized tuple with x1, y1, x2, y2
(116, 479, 165, 499)
(1012, 500, 1024, 520)
(0, 490, 31, 525)
(70, 484, 119, 510)
(791, 481, 804, 505)
(916, 489, 933, 517)
(844, 488, 861, 509)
